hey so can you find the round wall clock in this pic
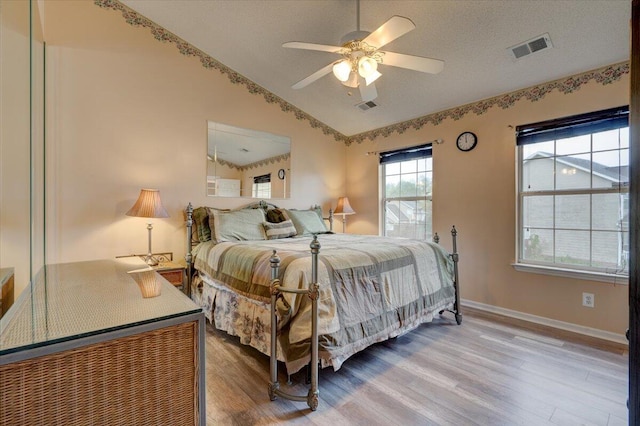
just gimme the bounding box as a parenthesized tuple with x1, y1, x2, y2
(456, 131, 478, 152)
(278, 169, 286, 179)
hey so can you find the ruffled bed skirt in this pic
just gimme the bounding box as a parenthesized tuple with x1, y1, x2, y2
(191, 273, 286, 363)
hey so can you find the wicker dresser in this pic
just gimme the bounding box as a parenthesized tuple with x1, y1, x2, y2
(0, 258, 205, 425)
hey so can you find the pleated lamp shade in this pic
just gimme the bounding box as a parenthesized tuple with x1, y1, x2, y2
(132, 270, 162, 298)
(126, 189, 170, 218)
(334, 197, 355, 215)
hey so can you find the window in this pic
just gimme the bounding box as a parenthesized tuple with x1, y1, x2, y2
(516, 106, 629, 277)
(381, 143, 433, 239)
(252, 173, 271, 198)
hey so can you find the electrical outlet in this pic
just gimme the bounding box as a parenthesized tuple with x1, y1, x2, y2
(582, 292, 595, 308)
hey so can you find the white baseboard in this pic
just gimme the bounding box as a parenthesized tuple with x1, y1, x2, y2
(461, 299, 628, 346)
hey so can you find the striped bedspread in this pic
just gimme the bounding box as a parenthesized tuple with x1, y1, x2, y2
(192, 234, 455, 373)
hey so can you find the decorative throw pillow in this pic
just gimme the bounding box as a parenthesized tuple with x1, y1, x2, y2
(209, 208, 266, 242)
(192, 207, 211, 243)
(262, 219, 297, 240)
(266, 208, 290, 224)
(286, 209, 329, 236)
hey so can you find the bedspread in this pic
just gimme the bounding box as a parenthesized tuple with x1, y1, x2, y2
(192, 234, 455, 372)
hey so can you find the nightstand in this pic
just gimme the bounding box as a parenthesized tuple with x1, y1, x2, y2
(116, 253, 186, 290)
(152, 261, 186, 289)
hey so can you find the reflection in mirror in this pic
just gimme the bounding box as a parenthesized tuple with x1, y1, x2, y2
(207, 122, 291, 198)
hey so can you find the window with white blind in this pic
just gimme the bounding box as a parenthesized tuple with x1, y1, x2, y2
(252, 173, 271, 199)
(380, 144, 433, 240)
(516, 106, 629, 280)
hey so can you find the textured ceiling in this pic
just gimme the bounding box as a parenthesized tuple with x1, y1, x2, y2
(119, 0, 631, 137)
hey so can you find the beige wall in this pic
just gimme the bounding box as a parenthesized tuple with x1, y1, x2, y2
(0, 0, 45, 297)
(0, 0, 31, 296)
(345, 78, 629, 335)
(43, 1, 346, 265)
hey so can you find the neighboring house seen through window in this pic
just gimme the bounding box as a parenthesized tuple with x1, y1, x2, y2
(516, 106, 629, 277)
(381, 143, 433, 240)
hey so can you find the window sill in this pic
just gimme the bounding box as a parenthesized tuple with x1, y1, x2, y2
(511, 263, 628, 285)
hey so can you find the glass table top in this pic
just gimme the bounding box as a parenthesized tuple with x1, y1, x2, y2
(0, 258, 201, 355)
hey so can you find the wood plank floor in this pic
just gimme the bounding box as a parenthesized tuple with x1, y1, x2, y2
(204, 308, 629, 425)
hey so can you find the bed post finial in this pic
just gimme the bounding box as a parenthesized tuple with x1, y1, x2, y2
(433, 233, 440, 244)
(451, 226, 458, 260)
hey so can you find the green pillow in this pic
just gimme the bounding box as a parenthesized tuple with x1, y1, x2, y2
(286, 209, 329, 236)
(209, 208, 266, 242)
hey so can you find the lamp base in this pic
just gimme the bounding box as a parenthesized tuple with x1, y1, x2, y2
(144, 223, 159, 266)
(144, 254, 159, 267)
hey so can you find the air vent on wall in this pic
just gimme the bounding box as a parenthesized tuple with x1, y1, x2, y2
(508, 33, 553, 59)
(356, 100, 378, 111)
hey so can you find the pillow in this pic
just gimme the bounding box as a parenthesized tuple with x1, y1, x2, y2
(266, 208, 290, 223)
(209, 208, 266, 242)
(262, 219, 297, 240)
(286, 209, 329, 236)
(192, 207, 211, 243)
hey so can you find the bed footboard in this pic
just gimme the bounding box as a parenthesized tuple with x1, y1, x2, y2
(268, 236, 320, 411)
(433, 226, 462, 325)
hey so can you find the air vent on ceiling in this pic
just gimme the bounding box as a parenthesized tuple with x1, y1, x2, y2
(356, 100, 378, 111)
(508, 33, 553, 60)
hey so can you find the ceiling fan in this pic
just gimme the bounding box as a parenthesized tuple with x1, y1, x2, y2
(283, 1, 444, 103)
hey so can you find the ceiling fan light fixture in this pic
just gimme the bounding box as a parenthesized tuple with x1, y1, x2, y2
(364, 70, 381, 86)
(342, 71, 359, 88)
(332, 60, 352, 82)
(357, 56, 378, 78)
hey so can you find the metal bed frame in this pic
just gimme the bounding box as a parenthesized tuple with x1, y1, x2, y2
(183, 201, 332, 297)
(183, 202, 461, 411)
(268, 237, 321, 410)
(266, 227, 461, 411)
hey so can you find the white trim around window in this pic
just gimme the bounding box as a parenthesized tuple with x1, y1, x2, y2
(512, 262, 628, 285)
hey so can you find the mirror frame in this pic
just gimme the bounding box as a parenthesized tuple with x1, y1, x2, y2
(206, 121, 291, 199)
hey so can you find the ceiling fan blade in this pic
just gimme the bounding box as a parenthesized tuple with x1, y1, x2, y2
(363, 16, 415, 49)
(283, 41, 343, 53)
(291, 63, 334, 89)
(358, 77, 378, 103)
(380, 51, 444, 74)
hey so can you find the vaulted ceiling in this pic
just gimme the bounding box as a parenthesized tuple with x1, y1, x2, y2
(119, 0, 630, 137)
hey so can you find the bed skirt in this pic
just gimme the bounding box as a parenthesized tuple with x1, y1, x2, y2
(191, 271, 452, 373)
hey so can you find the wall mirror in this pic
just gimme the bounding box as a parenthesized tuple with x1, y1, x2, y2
(207, 121, 291, 198)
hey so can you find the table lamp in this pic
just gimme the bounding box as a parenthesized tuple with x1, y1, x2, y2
(126, 189, 169, 266)
(333, 196, 355, 233)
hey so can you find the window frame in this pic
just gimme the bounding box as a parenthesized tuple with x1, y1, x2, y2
(380, 144, 433, 240)
(514, 106, 629, 283)
(252, 173, 271, 198)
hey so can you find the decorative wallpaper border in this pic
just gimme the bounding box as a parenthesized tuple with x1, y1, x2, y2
(349, 62, 629, 144)
(95, 0, 628, 147)
(217, 153, 290, 171)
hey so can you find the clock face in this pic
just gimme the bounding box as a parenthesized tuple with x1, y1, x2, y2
(456, 132, 477, 152)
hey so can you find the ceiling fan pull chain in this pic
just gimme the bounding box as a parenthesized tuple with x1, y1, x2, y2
(356, 0, 360, 31)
